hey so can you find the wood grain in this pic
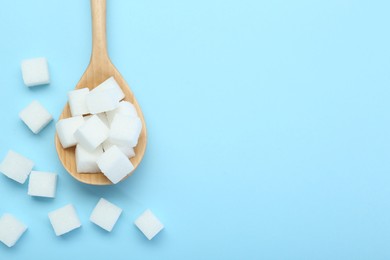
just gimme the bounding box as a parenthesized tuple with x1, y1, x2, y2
(55, 0, 147, 185)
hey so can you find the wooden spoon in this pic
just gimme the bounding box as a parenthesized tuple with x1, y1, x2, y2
(55, 0, 147, 185)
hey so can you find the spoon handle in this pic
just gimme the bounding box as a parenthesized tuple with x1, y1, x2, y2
(90, 0, 109, 63)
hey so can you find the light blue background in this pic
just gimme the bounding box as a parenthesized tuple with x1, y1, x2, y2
(1, 0, 390, 259)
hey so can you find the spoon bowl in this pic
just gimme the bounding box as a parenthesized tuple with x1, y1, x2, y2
(55, 0, 147, 185)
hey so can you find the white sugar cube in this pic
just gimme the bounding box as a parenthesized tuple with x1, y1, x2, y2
(93, 77, 125, 102)
(134, 209, 164, 240)
(84, 113, 108, 127)
(102, 141, 135, 158)
(56, 116, 84, 148)
(109, 114, 142, 148)
(106, 101, 138, 124)
(21, 57, 50, 87)
(75, 145, 103, 173)
(96, 113, 110, 127)
(90, 198, 122, 232)
(0, 150, 34, 184)
(74, 115, 109, 151)
(68, 88, 90, 116)
(19, 100, 53, 134)
(96, 145, 134, 184)
(28, 171, 57, 198)
(48, 204, 81, 236)
(86, 88, 119, 114)
(83, 115, 92, 121)
(0, 214, 27, 247)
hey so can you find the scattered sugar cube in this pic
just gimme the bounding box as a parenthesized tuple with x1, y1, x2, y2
(134, 209, 164, 240)
(109, 114, 142, 147)
(68, 88, 90, 116)
(93, 77, 125, 102)
(0, 214, 27, 247)
(21, 57, 50, 87)
(75, 145, 103, 173)
(86, 88, 119, 114)
(19, 100, 53, 134)
(48, 204, 81, 236)
(56, 116, 84, 148)
(103, 141, 135, 158)
(0, 150, 34, 184)
(28, 171, 57, 198)
(90, 198, 122, 232)
(96, 145, 134, 184)
(74, 115, 109, 151)
(106, 101, 138, 124)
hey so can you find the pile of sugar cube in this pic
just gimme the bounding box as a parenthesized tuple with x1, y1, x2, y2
(56, 76, 142, 184)
(18, 57, 143, 184)
(0, 57, 162, 248)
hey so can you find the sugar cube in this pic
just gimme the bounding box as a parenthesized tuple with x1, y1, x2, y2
(90, 198, 122, 232)
(102, 140, 135, 158)
(83, 115, 92, 121)
(21, 57, 50, 87)
(74, 115, 109, 151)
(19, 100, 53, 134)
(0, 214, 27, 247)
(93, 77, 125, 102)
(96, 145, 134, 184)
(68, 88, 90, 116)
(28, 171, 57, 198)
(86, 88, 119, 114)
(109, 114, 142, 148)
(106, 101, 138, 124)
(96, 113, 110, 127)
(134, 209, 164, 240)
(75, 145, 103, 173)
(56, 116, 84, 148)
(0, 150, 34, 184)
(48, 204, 81, 236)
